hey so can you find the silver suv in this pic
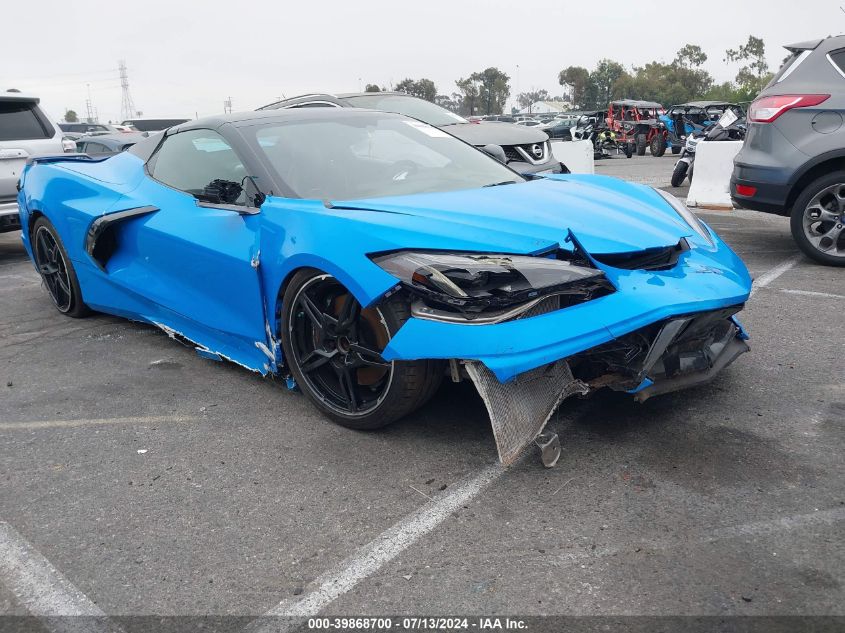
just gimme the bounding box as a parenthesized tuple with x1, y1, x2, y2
(1, 91, 65, 233)
(731, 36, 845, 266)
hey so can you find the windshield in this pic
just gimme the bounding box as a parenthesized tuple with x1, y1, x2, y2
(343, 94, 466, 127)
(248, 113, 524, 200)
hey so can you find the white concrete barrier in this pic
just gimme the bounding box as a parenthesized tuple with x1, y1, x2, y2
(550, 140, 594, 174)
(685, 140, 743, 209)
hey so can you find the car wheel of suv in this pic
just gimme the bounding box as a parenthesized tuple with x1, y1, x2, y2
(790, 172, 845, 266)
(636, 134, 647, 156)
(280, 269, 443, 429)
(31, 217, 90, 317)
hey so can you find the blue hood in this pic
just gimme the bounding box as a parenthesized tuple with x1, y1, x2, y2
(331, 175, 695, 255)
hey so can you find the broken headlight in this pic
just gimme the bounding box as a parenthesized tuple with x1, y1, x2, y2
(654, 188, 713, 245)
(372, 251, 613, 315)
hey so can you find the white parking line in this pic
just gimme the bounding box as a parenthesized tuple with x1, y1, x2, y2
(0, 521, 121, 633)
(0, 415, 197, 431)
(248, 464, 503, 631)
(750, 255, 803, 297)
(779, 288, 845, 300)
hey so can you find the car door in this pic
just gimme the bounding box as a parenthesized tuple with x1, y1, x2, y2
(108, 128, 273, 370)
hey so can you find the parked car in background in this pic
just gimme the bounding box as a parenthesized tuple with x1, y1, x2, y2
(539, 116, 578, 140)
(1, 90, 66, 232)
(58, 122, 119, 138)
(75, 132, 151, 155)
(258, 92, 565, 174)
(481, 115, 517, 123)
(516, 119, 543, 127)
(120, 118, 189, 132)
(731, 36, 845, 266)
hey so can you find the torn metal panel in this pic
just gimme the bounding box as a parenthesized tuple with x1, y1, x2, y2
(465, 360, 588, 466)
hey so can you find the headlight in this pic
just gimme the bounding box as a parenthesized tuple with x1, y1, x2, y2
(654, 188, 713, 245)
(371, 251, 612, 314)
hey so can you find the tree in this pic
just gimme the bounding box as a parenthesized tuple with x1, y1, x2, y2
(64, 110, 78, 122)
(517, 89, 550, 112)
(455, 76, 480, 116)
(364, 84, 381, 92)
(591, 59, 627, 107)
(675, 44, 707, 68)
(725, 35, 772, 97)
(393, 77, 437, 102)
(558, 66, 591, 109)
(468, 67, 511, 115)
(435, 94, 461, 113)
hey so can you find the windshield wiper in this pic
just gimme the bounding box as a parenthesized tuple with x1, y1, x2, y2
(483, 180, 519, 187)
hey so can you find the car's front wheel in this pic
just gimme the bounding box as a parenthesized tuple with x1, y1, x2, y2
(790, 172, 845, 266)
(280, 269, 443, 429)
(31, 216, 90, 317)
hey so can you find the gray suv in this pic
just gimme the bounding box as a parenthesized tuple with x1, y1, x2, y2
(1, 91, 65, 233)
(258, 93, 565, 175)
(731, 36, 845, 266)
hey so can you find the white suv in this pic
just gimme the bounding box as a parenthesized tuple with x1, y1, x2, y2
(1, 91, 65, 233)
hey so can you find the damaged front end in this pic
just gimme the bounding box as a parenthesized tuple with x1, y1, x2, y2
(463, 305, 748, 466)
(376, 232, 752, 466)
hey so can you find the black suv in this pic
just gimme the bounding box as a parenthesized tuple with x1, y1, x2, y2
(258, 93, 564, 175)
(731, 36, 845, 266)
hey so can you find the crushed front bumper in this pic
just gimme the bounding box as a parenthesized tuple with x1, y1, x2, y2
(381, 238, 752, 465)
(465, 307, 748, 465)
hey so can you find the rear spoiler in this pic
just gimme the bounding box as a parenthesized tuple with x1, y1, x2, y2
(785, 39, 823, 53)
(26, 153, 110, 166)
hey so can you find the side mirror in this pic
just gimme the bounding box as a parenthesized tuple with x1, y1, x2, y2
(199, 179, 243, 204)
(481, 144, 507, 163)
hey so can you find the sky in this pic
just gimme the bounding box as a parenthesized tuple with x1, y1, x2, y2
(4, 0, 840, 123)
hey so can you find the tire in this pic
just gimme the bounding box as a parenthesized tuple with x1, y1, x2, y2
(650, 134, 666, 157)
(671, 145, 681, 155)
(670, 161, 689, 187)
(789, 171, 845, 266)
(688, 163, 694, 183)
(31, 216, 90, 318)
(280, 269, 443, 429)
(624, 143, 633, 158)
(635, 133, 647, 156)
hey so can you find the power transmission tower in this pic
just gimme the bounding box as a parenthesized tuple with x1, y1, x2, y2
(85, 83, 95, 123)
(119, 60, 136, 121)
(223, 97, 233, 114)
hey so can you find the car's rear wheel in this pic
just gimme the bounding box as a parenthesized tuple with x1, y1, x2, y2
(280, 269, 443, 429)
(31, 217, 90, 317)
(635, 133, 647, 156)
(790, 172, 845, 266)
(670, 161, 689, 187)
(650, 133, 666, 157)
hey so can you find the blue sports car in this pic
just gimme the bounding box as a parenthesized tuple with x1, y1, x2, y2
(18, 109, 752, 464)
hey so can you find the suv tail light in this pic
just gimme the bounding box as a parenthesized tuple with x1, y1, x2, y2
(748, 94, 830, 123)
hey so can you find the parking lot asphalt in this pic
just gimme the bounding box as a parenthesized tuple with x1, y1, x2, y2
(1, 154, 843, 629)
